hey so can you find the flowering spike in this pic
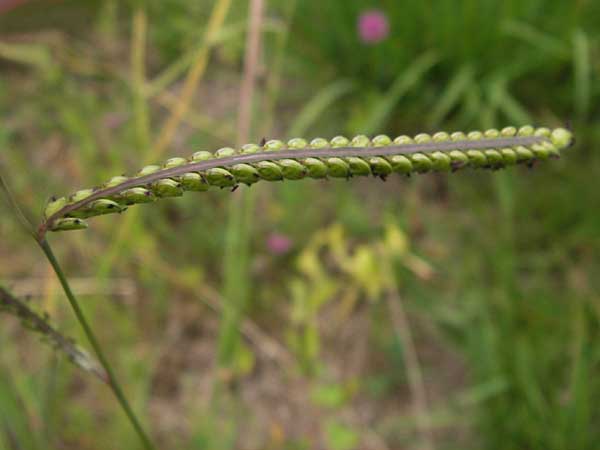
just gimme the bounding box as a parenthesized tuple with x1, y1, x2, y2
(38, 126, 573, 235)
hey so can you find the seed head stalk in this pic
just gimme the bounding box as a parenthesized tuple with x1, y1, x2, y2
(1, 171, 157, 450)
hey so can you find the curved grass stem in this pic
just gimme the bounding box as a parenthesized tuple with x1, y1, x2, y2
(2, 168, 157, 450)
(37, 239, 157, 450)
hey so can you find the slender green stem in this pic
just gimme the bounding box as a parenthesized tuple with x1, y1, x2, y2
(3, 154, 157, 449)
(218, 190, 254, 368)
(37, 239, 157, 450)
(217, 0, 264, 373)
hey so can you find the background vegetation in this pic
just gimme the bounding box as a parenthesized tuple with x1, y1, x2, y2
(1, 1, 599, 449)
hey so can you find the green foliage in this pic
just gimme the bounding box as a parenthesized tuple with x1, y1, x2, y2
(0, 369, 40, 450)
(283, 1, 599, 134)
(0, 0, 599, 449)
(324, 421, 359, 450)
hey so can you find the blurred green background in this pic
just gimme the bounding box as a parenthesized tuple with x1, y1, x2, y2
(1, 0, 599, 449)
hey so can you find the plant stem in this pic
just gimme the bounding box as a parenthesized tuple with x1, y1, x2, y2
(3, 148, 157, 449)
(386, 287, 434, 450)
(217, 0, 264, 372)
(131, 6, 150, 152)
(37, 239, 157, 450)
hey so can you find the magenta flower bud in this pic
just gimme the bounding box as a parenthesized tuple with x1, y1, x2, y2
(266, 232, 293, 255)
(358, 10, 390, 44)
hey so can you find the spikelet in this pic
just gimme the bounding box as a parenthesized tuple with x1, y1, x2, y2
(50, 217, 88, 231)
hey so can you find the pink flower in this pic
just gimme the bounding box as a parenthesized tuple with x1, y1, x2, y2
(266, 233, 293, 255)
(358, 10, 390, 44)
(0, 0, 29, 15)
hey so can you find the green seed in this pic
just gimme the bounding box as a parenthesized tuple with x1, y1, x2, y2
(310, 137, 329, 149)
(394, 135, 414, 145)
(279, 159, 307, 180)
(240, 143, 260, 154)
(368, 156, 393, 176)
(501, 126, 517, 137)
(205, 168, 237, 187)
(411, 153, 432, 172)
(264, 139, 285, 151)
(389, 155, 413, 174)
(164, 157, 188, 168)
(484, 129, 500, 138)
(120, 187, 156, 204)
(152, 179, 184, 197)
(484, 149, 504, 167)
(215, 147, 237, 158)
(347, 157, 372, 176)
(450, 131, 467, 141)
(330, 136, 350, 147)
(191, 151, 213, 161)
(326, 158, 350, 178)
(518, 125, 535, 136)
(92, 199, 126, 216)
(50, 217, 88, 232)
(230, 164, 260, 185)
(534, 127, 551, 138)
(372, 134, 392, 146)
(468, 131, 483, 141)
(138, 165, 161, 177)
(414, 133, 432, 144)
(255, 161, 283, 181)
(515, 146, 534, 162)
(431, 151, 451, 171)
(287, 138, 308, 149)
(303, 158, 329, 178)
(104, 175, 129, 188)
(466, 150, 487, 167)
(542, 141, 560, 158)
(69, 199, 125, 219)
(530, 143, 549, 160)
(180, 172, 210, 191)
(500, 148, 518, 165)
(449, 150, 469, 165)
(551, 128, 572, 149)
(432, 132, 450, 142)
(44, 196, 67, 219)
(69, 189, 94, 204)
(352, 135, 371, 147)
